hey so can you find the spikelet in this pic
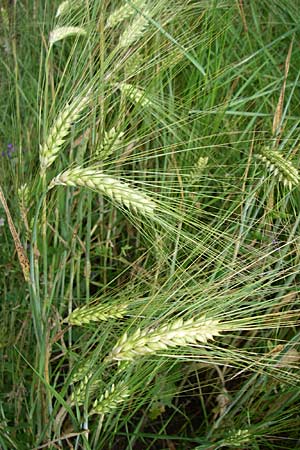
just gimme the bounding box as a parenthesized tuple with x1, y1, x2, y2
(56, 1, 71, 17)
(106, 1, 146, 29)
(56, 0, 84, 18)
(106, 316, 220, 361)
(40, 94, 89, 173)
(49, 26, 86, 46)
(18, 183, 30, 206)
(70, 373, 103, 406)
(71, 357, 95, 383)
(119, 82, 151, 107)
(189, 156, 209, 181)
(118, 9, 151, 48)
(68, 302, 128, 325)
(49, 166, 156, 216)
(221, 429, 251, 447)
(124, 54, 144, 77)
(18, 183, 31, 239)
(91, 382, 130, 415)
(70, 373, 92, 405)
(255, 147, 299, 189)
(96, 127, 125, 159)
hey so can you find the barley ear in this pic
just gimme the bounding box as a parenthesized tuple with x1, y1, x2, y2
(18, 183, 31, 239)
(96, 127, 125, 159)
(90, 382, 130, 415)
(222, 429, 251, 447)
(71, 357, 95, 383)
(106, 1, 146, 29)
(56, 1, 71, 17)
(68, 302, 128, 325)
(118, 9, 151, 48)
(49, 166, 156, 216)
(119, 82, 152, 108)
(255, 147, 299, 189)
(40, 94, 89, 173)
(106, 316, 220, 361)
(49, 26, 86, 46)
(189, 156, 209, 181)
(70, 373, 102, 406)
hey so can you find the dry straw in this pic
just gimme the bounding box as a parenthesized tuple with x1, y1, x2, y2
(68, 302, 128, 325)
(0, 186, 30, 282)
(40, 94, 90, 173)
(49, 166, 156, 216)
(255, 147, 299, 189)
(106, 316, 220, 361)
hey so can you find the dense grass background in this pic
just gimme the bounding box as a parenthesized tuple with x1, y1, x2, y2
(1, 1, 300, 449)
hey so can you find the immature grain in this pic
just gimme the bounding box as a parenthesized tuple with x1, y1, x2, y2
(255, 147, 299, 189)
(190, 156, 209, 181)
(49, 166, 156, 216)
(56, 1, 71, 17)
(118, 9, 151, 48)
(18, 183, 31, 239)
(71, 357, 95, 383)
(40, 94, 89, 173)
(68, 302, 128, 325)
(96, 127, 125, 159)
(91, 382, 130, 415)
(56, 0, 84, 18)
(222, 429, 251, 447)
(106, 316, 220, 361)
(106, 1, 146, 29)
(49, 26, 86, 46)
(119, 82, 151, 107)
(70, 373, 103, 406)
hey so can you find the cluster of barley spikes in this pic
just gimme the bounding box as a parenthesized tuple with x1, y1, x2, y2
(1, 0, 300, 449)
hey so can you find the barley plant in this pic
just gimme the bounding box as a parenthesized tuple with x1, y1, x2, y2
(1, 0, 300, 449)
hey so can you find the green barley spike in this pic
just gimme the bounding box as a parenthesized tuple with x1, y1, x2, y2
(255, 147, 299, 189)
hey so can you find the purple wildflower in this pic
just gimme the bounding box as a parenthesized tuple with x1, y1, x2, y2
(7, 143, 15, 158)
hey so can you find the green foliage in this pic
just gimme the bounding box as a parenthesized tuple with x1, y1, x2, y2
(1, 0, 300, 448)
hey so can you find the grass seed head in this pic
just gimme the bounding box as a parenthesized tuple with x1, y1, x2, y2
(106, 316, 220, 361)
(49, 26, 87, 46)
(68, 302, 128, 325)
(119, 82, 152, 107)
(118, 9, 151, 48)
(49, 166, 156, 216)
(96, 127, 125, 159)
(91, 382, 130, 415)
(106, 1, 146, 29)
(255, 147, 299, 189)
(40, 94, 89, 173)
